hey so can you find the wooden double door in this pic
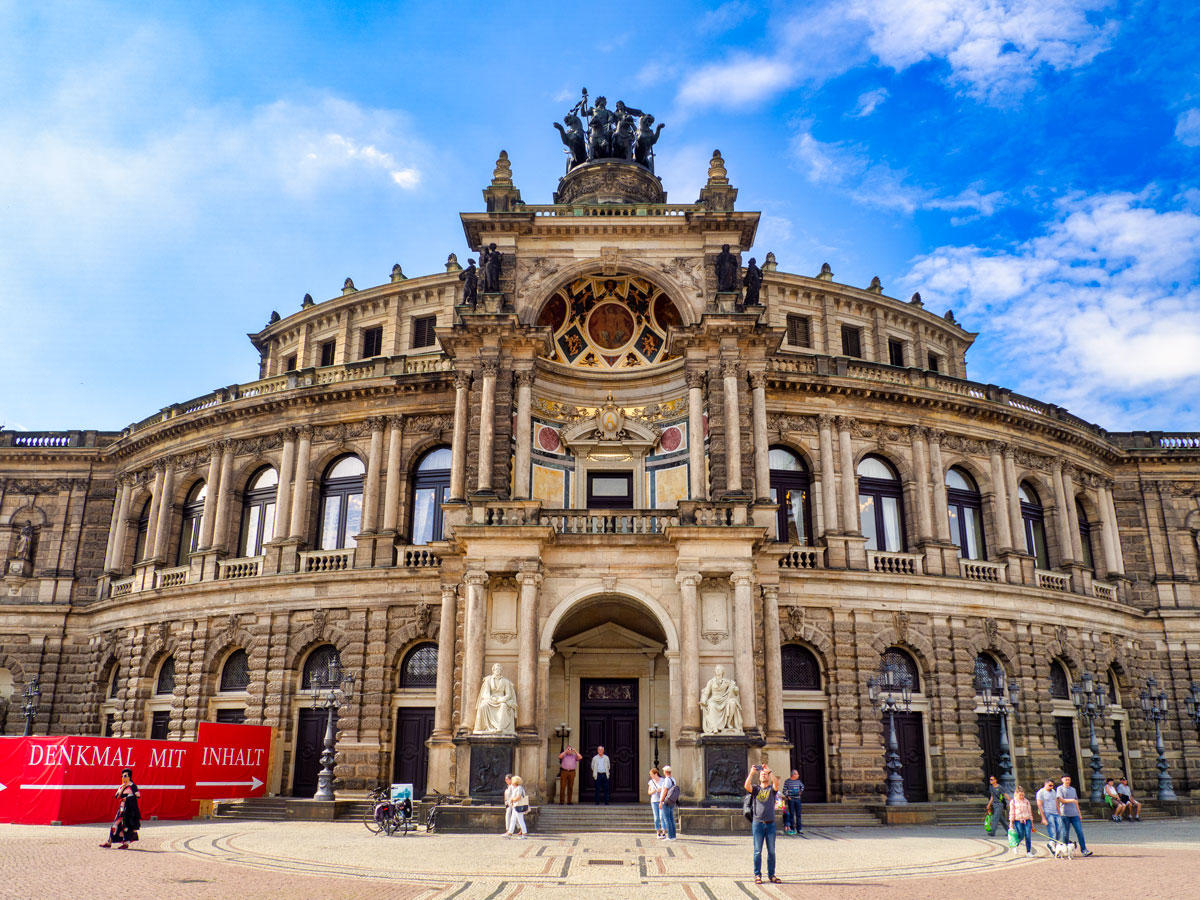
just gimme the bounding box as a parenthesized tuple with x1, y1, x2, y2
(893, 711, 929, 802)
(782, 709, 828, 802)
(577, 678, 639, 803)
(292, 707, 333, 797)
(393, 707, 434, 796)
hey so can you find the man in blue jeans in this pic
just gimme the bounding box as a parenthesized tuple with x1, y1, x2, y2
(782, 770, 804, 834)
(658, 765, 678, 840)
(1036, 777, 1061, 845)
(743, 764, 782, 885)
(1055, 775, 1093, 856)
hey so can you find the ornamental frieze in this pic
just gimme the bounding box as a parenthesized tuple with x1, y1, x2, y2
(531, 395, 685, 425)
(767, 414, 817, 435)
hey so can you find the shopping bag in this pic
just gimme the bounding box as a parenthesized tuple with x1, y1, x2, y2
(1007, 826, 1019, 848)
(983, 812, 994, 835)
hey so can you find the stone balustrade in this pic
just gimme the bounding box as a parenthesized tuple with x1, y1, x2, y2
(867, 550, 924, 576)
(156, 565, 189, 589)
(675, 500, 749, 527)
(959, 558, 1005, 583)
(777, 546, 825, 570)
(541, 509, 678, 535)
(470, 501, 543, 527)
(1036, 569, 1070, 592)
(299, 548, 352, 573)
(218, 555, 263, 580)
(398, 545, 441, 567)
(1092, 582, 1118, 602)
(110, 576, 134, 597)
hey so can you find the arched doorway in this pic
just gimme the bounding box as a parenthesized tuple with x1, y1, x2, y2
(545, 593, 672, 804)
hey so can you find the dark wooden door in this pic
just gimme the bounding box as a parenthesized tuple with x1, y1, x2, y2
(783, 709, 827, 802)
(393, 707, 435, 796)
(292, 707, 334, 797)
(1054, 716, 1080, 786)
(149, 710, 171, 740)
(978, 713, 1003, 793)
(578, 679, 639, 803)
(893, 711, 929, 802)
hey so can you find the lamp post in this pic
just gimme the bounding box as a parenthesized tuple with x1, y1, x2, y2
(1071, 672, 1106, 803)
(1138, 677, 1177, 801)
(648, 723, 665, 770)
(974, 659, 1020, 795)
(867, 655, 912, 806)
(311, 655, 354, 802)
(21, 674, 41, 737)
(555, 722, 570, 755)
(1186, 683, 1200, 735)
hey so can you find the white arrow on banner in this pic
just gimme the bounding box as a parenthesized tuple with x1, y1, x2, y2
(195, 777, 263, 790)
(0, 782, 6, 791)
(18, 784, 186, 791)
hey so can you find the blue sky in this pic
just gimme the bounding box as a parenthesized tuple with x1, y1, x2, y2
(2, 0, 1198, 432)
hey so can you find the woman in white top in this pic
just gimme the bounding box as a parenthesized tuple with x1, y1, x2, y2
(647, 767, 664, 838)
(507, 775, 529, 838)
(501, 774, 514, 835)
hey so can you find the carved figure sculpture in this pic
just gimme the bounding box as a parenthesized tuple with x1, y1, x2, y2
(480, 244, 502, 294)
(635, 115, 665, 169)
(585, 96, 614, 159)
(714, 244, 739, 293)
(458, 259, 479, 308)
(612, 111, 636, 160)
(554, 114, 587, 168)
(742, 257, 763, 306)
(14, 523, 33, 561)
(700, 665, 743, 734)
(474, 663, 517, 734)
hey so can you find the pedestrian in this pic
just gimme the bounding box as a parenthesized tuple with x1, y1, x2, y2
(591, 745, 611, 805)
(1008, 785, 1035, 857)
(1036, 777, 1060, 846)
(658, 764, 679, 841)
(558, 743, 583, 804)
(501, 774, 514, 836)
(99, 767, 140, 849)
(782, 769, 804, 834)
(743, 763, 783, 885)
(1116, 777, 1141, 821)
(986, 774, 1008, 835)
(647, 767, 665, 838)
(507, 775, 529, 838)
(1055, 775, 1093, 856)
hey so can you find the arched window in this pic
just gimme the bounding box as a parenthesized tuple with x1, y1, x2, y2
(1107, 668, 1120, 706)
(220, 649, 250, 692)
(882, 647, 921, 692)
(134, 499, 152, 563)
(1076, 501, 1094, 571)
(176, 482, 207, 565)
(769, 447, 813, 544)
(155, 656, 176, 695)
(1019, 483, 1049, 569)
(410, 447, 452, 546)
(1049, 660, 1070, 700)
(239, 467, 279, 557)
(858, 456, 905, 552)
(301, 644, 341, 689)
(946, 467, 986, 560)
(781, 644, 821, 690)
(973, 653, 1004, 695)
(399, 642, 438, 689)
(108, 665, 121, 699)
(318, 456, 364, 550)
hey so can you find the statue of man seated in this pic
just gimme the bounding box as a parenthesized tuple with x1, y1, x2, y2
(700, 665, 744, 734)
(474, 663, 517, 735)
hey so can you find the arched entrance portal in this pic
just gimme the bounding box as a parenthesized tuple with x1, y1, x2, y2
(546, 593, 672, 804)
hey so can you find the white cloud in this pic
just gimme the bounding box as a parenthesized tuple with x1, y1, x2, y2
(676, 56, 795, 108)
(851, 87, 889, 117)
(1176, 108, 1200, 147)
(700, 1, 757, 34)
(901, 192, 1200, 427)
(791, 125, 1004, 217)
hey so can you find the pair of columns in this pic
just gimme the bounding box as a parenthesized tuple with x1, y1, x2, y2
(690, 363, 771, 501)
(815, 415, 870, 539)
(449, 361, 521, 501)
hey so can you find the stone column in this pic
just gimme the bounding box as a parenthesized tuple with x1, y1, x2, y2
(818, 415, 839, 534)
(761, 584, 784, 739)
(749, 370, 771, 502)
(722, 360, 743, 493)
(687, 369, 707, 499)
(211, 442, 236, 554)
(1102, 485, 1125, 573)
(197, 448, 222, 549)
(910, 427, 933, 541)
(513, 369, 534, 499)
(433, 584, 458, 736)
(289, 427, 313, 540)
(515, 565, 542, 731)
(143, 464, 164, 558)
(1096, 486, 1119, 579)
(382, 417, 403, 532)
(1003, 447, 1024, 551)
(730, 572, 758, 731)
(476, 360, 498, 493)
(361, 417, 385, 532)
(988, 441, 1013, 551)
(1049, 461, 1073, 565)
(929, 432, 951, 542)
(104, 480, 132, 571)
(273, 430, 296, 541)
(676, 573, 702, 733)
(459, 570, 489, 732)
(1061, 465, 1084, 562)
(836, 417, 857, 534)
(449, 372, 471, 501)
(151, 459, 176, 560)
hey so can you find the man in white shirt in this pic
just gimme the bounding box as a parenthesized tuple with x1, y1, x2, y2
(591, 746, 611, 805)
(1036, 777, 1061, 845)
(1055, 775, 1092, 856)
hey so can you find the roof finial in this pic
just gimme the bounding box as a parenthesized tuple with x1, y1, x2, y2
(445, 252, 462, 274)
(491, 150, 514, 187)
(706, 149, 729, 185)
(817, 262, 834, 281)
(867, 276, 883, 294)
(342, 277, 357, 295)
(301, 293, 315, 308)
(391, 263, 407, 283)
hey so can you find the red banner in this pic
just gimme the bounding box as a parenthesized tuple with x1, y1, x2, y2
(0, 722, 273, 825)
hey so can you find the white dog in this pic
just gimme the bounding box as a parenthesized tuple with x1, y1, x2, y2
(1049, 839, 1076, 860)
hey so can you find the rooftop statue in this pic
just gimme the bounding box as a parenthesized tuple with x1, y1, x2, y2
(743, 257, 763, 306)
(714, 244, 739, 293)
(458, 258, 479, 308)
(554, 114, 587, 168)
(635, 115, 665, 171)
(554, 88, 663, 172)
(480, 243, 502, 294)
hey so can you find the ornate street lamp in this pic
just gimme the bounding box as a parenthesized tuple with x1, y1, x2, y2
(1138, 677, 1177, 801)
(554, 722, 570, 755)
(1071, 672, 1106, 803)
(974, 659, 1020, 795)
(867, 655, 913, 806)
(310, 654, 354, 802)
(21, 674, 41, 737)
(1185, 683, 1200, 735)
(648, 723, 665, 770)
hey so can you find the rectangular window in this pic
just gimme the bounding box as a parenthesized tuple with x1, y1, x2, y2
(284, 354, 297, 372)
(927, 352, 941, 373)
(587, 471, 634, 509)
(841, 325, 862, 358)
(888, 338, 905, 367)
(149, 710, 170, 740)
(412, 315, 437, 348)
(104, 714, 115, 737)
(319, 340, 336, 367)
(361, 325, 383, 359)
(215, 708, 246, 725)
(786, 314, 811, 348)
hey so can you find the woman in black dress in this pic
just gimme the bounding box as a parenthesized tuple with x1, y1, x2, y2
(100, 768, 140, 849)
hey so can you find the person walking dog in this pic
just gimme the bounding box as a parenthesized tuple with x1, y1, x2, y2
(744, 764, 782, 886)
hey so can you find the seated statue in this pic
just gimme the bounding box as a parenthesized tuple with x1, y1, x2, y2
(700, 665, 743, 734)
(474, 663, 517, 734)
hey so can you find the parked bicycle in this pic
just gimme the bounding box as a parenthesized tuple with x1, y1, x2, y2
(424, 789, 465, 834)
(363, 785, 412, 836)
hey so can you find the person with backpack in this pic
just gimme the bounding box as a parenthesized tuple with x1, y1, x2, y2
(743, 764, 783, 885)
(657, 764, 679, 840)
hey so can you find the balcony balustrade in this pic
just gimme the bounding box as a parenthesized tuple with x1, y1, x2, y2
(959, 559, 1005, 583)
(777, 546, 825, 570)
(1036, 569, 1070, 592)
(218, 555, 263, 580)
(156, 565, 189, 589)
(299, 548, 353, 573)
(1092, 582, 1118, 602)
(867, 550, 924, 576)
(541, 509, 677, 535)
(398, 545, 441, 568)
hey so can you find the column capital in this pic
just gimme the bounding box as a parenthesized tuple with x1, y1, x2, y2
(986, 439, 1008, 456)
(817, 413, 835, 430)
(366, 415, 386, 432)
(453, 370, 473, 391)
(760, 583, 780, 602)
(440, 584, 459, 603)
(478, 359, 500, 377)
(387, 414, 405, 431)
(153, 458, 170, 472)
(729, 571, 755, 588)
(675, 572, 702, 589)
(1061, 462, 1077, 479)
(514, 369, 535, 387)
(721, 359, 741, 379)
(908, 424, 930, 442)
(834, 415, 856, 432)
(928, 429, 946, 446)
(747, 369, 767, 390)
(282, 426, 300, 443)
(464, 570, 489, 586)
(296, 424, 314, 439)
(685, 369, 707, 390)
(218, 438, 237, 454)
(515, 569, 543, 588)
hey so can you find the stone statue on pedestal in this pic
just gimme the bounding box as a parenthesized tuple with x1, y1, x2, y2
(13, 523, 33, 562)
(700, 665, 743, 734)
(714, 244, 739, 293)
(480, 244, 502, 294)
(458, 259, 479, 308)
(742, 258, 763, 306)
(474, 663, 517, 735)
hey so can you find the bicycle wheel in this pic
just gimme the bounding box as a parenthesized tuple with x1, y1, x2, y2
(364, 805, 383, 834)
(425, 810, 437, 834)
(398, 816, 410, 836)
(383, 814, 399, 836)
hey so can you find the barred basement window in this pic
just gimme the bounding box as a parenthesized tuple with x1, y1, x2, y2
(781, 644, 821, 690)
(412, 315, 437, 348)
(155, 656, 176, 695)
(785, 314, 811, 348)
(302, 644, 341, 689)
(973, 653, 1004, 695)
(362, 325, 383, 359)
(399, 642, 438, 689)
(319, 339, 336, 367)
(882, 647, 920, 692)
(841, 325, 862, 358)
(220, 649, 250, 692)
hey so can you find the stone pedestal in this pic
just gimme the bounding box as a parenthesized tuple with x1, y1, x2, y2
(458, 734, 516, 801)
(700, 733, 762, 807)
(713, 291, 742, 314)
(920, 541, 959, 576)
(480, 292, 504, 314)
(262, 539, 300, 575)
